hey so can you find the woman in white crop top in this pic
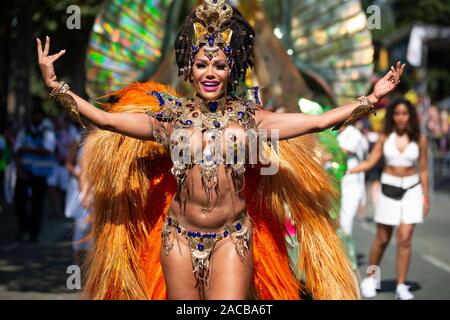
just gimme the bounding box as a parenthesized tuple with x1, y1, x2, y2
(350, 99, 429, 300)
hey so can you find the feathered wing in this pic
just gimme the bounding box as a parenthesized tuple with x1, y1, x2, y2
(245, 137, 360, 300)
(80, 82, 177, 299)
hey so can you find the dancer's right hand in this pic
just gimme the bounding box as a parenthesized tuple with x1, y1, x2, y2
(37, 36, 66, 90)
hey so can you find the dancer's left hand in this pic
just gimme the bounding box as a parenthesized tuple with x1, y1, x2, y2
(371, 61, 406, 103)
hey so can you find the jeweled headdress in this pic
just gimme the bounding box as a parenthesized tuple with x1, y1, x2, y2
(175, 0, 255, 92)
(192, 0, 234, 60)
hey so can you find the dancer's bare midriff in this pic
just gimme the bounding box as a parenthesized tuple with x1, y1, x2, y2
(384, 165, 417, 177)
(162, 164, 253, 300)
(169, 164, 247, 232)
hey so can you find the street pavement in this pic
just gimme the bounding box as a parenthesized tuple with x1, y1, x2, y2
(0, 203, 80, 300)
(0, 190, 449, 300)
(354, 190, 450, 300)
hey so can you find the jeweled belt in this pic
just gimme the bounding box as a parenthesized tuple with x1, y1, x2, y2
(162, 209, 250, 292)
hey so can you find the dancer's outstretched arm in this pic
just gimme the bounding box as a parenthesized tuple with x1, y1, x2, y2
(256, 62, 406, 140)
(37, 36, 157, 140)
(349, 135, 386, 174)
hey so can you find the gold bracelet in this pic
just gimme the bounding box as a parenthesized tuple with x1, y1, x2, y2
(50, 81, 86, 130)
(332, 95, 376, 131)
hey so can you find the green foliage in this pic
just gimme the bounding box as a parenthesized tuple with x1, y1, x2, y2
(29, 0, 103, 101)
(392, 0, 450, 26)
(363, 0, 450, 27)
(28, 0, 102, 34)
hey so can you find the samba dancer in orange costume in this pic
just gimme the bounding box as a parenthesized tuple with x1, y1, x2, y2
(37, 0, 405, 300)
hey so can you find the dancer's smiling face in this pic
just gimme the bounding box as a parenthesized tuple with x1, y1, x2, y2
(192, 47, 229, 101)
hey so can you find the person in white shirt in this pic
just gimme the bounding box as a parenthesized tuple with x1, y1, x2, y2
(47, 115, 80, 217)
(13, 107, 56, 243)
(65, 134, 92, 267)
(338, 125, 367, 235)
(337, 124, 367, 267)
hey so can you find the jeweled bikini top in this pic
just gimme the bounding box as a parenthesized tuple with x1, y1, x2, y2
(147, 88, 263, 206)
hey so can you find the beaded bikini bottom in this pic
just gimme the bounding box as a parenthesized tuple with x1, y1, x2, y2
(162, 209, 250, 291)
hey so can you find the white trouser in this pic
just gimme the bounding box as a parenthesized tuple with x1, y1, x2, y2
(340, 172, 365, 235)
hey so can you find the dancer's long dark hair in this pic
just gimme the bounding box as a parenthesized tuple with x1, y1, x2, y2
(383, 98, 421, 142)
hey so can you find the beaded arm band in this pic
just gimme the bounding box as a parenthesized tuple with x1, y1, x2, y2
(49, 81, 86, 129)
(332, 96, 376, 131)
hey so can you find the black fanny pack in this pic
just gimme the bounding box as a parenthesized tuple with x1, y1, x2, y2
(381, 182, 420, 200)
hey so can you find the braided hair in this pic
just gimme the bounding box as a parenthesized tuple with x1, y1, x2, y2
(174, 7, 255, 93)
